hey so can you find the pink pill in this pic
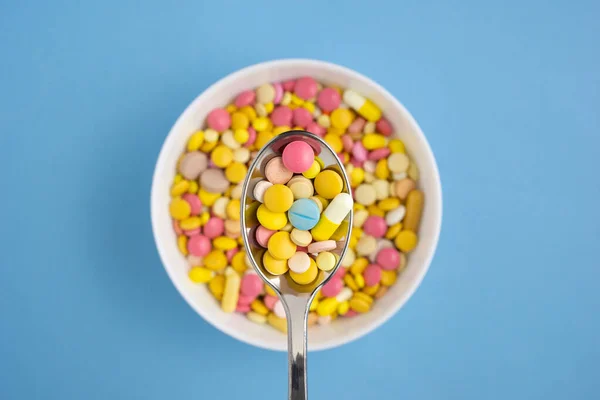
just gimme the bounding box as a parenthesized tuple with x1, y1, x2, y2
(363, 264, 382, 286)
(282, 80, 296, 92)
(256, 225, 276, 247)
(203, 217, 224, 239)
(187, 234, 211, 257)
(241, 274, 263, 297)
(306, 122, 325, 137)
(273, 82, 284, 104)
(282, 141, 314, 173)
(376, 248, 401, 270)
(368, 148, 391, 161)
(317, 87, 341, 112)
(293, 107, 312, 128)
(376, 118, 393, 136)
(182, 193, 202, 215)
(341, 135, 354, 153)
(238, 293, 256, 306)
(334, 267, 347, 279)
(206, 108, 231, 132)
(236, 304, 251, 313)
(244, 126, 257, 148)
(321, 277, 343, 298)
(270, 106, 293, 126)
(173, 220, 183, 235)
(264, 295, 278, 310)
(352, 142, 368, 163)
(344, 310, 358, 318)
(348, 117, 366, 134)
(184, 228, 201, 236)
(234, 90, 256, 108)
(350, 157, 363, 167)
(307, 240, 336, 254)
(363, 216, 387, 238)
(226, 248, 238, 262)
(294, 77, 318, 100)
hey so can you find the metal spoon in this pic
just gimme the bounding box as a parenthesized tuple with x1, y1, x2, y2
(240, 130, 353, 400)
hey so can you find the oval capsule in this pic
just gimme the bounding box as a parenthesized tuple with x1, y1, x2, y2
(310, 193, 353, 241)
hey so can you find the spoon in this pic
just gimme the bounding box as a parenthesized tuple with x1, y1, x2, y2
(240, 130, 353, 400)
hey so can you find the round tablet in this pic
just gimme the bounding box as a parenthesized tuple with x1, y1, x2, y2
(255, 225, 276, 248)
(263, 184, 294, 213)
(256, 204, 288, 230)
(263, 251, 288, 275)
(268, 231, 297, 260)
(314, 170, 343, 199)
(253, 180, 272, 203)
(316, 252, 336, 272)
(178, 151, 208, 180)
(199, 168, 229, 193)
(289, 257, 318, 285)
(282, 141, 315, 173)
(287, 176, 314, 199)
(288, 252, 311, 274)
(290, 229, 312, 247)
(288, 199, 321, 231)
(265, 156, 293, 184)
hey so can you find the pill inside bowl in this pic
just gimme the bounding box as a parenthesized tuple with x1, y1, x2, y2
(168, 77, 424, 333)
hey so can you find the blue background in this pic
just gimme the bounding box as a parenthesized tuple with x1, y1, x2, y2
(1, 0, 599, 399)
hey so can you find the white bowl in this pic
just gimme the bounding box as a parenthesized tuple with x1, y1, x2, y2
(151, 59, 442, 351)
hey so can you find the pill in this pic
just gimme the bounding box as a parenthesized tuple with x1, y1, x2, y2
(257, 204, 288, 230)
(288, 252, 311, 274)
(268, 231, 297, 260)
(264, 156, 293, 184)
(356, 235, 377, 256)
(200, 168, 230, 193)
(343, 90, 381, 122)
(362, 216, 387, 238)
(307, 240, 336, 254)
(263, 184, 294, 213)
(368, 239, 394, 263)
(207, 108, 231, 131)
(387, 153, 409, 173)
(314, 170, 343, 199)
(321, 277, 343, 297)
(316, 252, 336, 272)
(395, 230, 418, 252)
(354, 184, 377, 206)
(253, 180, 273, 203)
(311, 193, 353, 241)
(290, 229, 313, 247)
(289, 257, 318, 285)
(288, 198, 321, 231)
(178, 152, 208, 180)
(403, 190, 424, 232)
(263, 251, 289, 275)
(376, 247, 401, 270)
(282, 141, 315, 173)
(287, 176, 315, 199)
(372, 179, 390, 200)
(385, 205, 406, 226)
(221, 268, 241, 313)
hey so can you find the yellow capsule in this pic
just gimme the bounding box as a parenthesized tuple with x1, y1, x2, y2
(389, 139, 405, 153)
(353, 273, 365, 289)
(186, 131, 205, 151)
(213, 236, 237, 251)
(380, 270, 397, 286)
(251, 299, 269, 316)
(367, 204, 385, 218)
(188, 267, 213, 283)
(403, 189, 424, 232)
(171, 180, 190, 197)
(187, 180, 199, 194)
(385, 223, 403, 240)
(379, 197, 401, 211)
(231, 251, 247, 274)
(221, 268, 241, 313)
(208, 275, 225, 300)
(317, 297, 339, 317)
(239, 105, 257, 121)
(267, 313, 287, 333)
(177, 235, 188, 255)
(180, 216, 201, 231)
(330, 220, 350, 241)
(337, 301, 350, 316)
(362, 133, 386, 150)
(375, 159, 390, 180)
(349, 257, 369, 275)
(344, 274, 358, 291)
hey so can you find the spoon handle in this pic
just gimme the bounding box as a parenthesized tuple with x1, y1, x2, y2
(285, 295, 309, 400)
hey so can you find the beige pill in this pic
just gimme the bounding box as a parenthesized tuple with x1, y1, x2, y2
(178, 151, 208, 180)
(281, 222, 294, 233)
(393, 172, 407, 181)
(317, 114, 331, 128)
(200, 168, 229, 193)
(233, 147, 250, 164)
(372, 179, 389, 200)
(336, 287, 353, 302)
(288, 252, 311, 274)
(256, 83, 276, 104)
(407, 161, 420, 180)
(353, 209, 369, 228)
(255, 103, 268, 117)
(281, 91, 292, 106)
(287, 176, 314, 199)
(363, 121, 376, 134)
(212, 197, 230, 219)
(309, 196, 323, 213)
(363, 172, 375, 183)
(399, 252, 407, 270)
(363, 160, 376, 173)
(341, 248, 356, 267)
(375, 286, 388, 299)
(265, 156, 293, 184)
(354, 184, 377, 206)
(312, 106, 322, 118)
(290, 229, 312, 247)
(221, 130, 240, 149)
(394, 179, 416, 201)
(403, 189, 424, 232)
(225, 219, 241, 238)
(204, 129, 219, 143)
(387, 153, 409, 173)
(253, 180, 272, 203)
(247, 311, 267, 324)
(187, 254, 204, 267)
(356, 235, 377, 256)
(230, 183, 243, 200)
(385, 205, 406, 226)
(221, 267, 241, 313)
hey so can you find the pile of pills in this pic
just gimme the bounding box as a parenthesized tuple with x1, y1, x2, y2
(169, 77, 424, 333)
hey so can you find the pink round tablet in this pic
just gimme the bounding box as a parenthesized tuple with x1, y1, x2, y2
(238, 293, 256, 306)
(341, 135, 354, 153)
(264, 295, 278, 310)
(376, 118, 393, 136)
(236, 304, 251, 313)
(273, 82, 284, 104)
(317, 87, 341, 112)
(368, 148, 391, 161)
(306, 122, 325, 137)
(376, 247, 400, 270)
(234, 90, 256, 108)
(270, 106, 293, 126)
(206, 108, 231, 132)
(363, 216, 387, 238)
(282, 141, 314, 173)
(226, 248, 238, 262)
(183, 228, 201, 236)
(348, 117, 366, 134)
(293, 107, 312, 128)
(187, 234, 211, 257)
(203, 217, 224, 239)
(363, 264, 382, 286)
(294, 77, 318, 100)
(352, 142, 368, 163)
(244, 126, 257, 148)
(182, 193, 202, 215)
(282, 80, 296, 92)
(173, 220, 183, 235)
(321, 277, 343, 298)
(241, 274, 263, 297)
(256, 225, 276, 248)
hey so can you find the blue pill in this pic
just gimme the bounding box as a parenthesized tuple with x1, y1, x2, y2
(288, 199, 320, 230)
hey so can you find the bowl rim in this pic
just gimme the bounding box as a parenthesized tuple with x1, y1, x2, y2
(151, 58, 443, 351)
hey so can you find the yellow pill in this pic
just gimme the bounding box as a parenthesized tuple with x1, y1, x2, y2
(255, 131, 274, 149)
(327, 126, 345, 136)
(265, 102, 274, 114)
(330, 108, 353, 130)
(247, 311, 267, 324)
(314, 170, 343, 199)
(289, 258, 318, 285)
(252, 117, 271, 132)
(169, 198, 191, 220)
(231, 251, 247, 274)
(362, 284, 380, 296)
(408, 161, 420, 181)
(177, 235, 188, 255)
(263, 184, 294, 213)
(350, 167, 364, 187)
(221, 268, 241, 313)
(389, 139, 405, 153)
(379, 197, 401, 211)
(251, 299, 270, 316)
(225, 162, 247, 184)
(267, 313, 287, 333)
(309, 296, 319, 311)
(353, 273, 365, 289)
(385, 223, 403, 240)
(316, 252, 336, 272)
(403, 190, 424, 232)
(273, 125, 290, 136)
(180, 216, 201, 230)
(204, 250, 227, 271)
(231, 112, 249, 130)
(209, 275, 225, 300)
(173, 174, 183, 184)
(323, 133, 343, 153)
(211, 145, 233, 168)
(268, 231, 296, 260)
(367, 204, 385, 218)
(350, 292, 373, 313)
(239, 105, 257, 121)
(186, 131, 205, 151)
(199, 211, 210, 226)
(291, 94, 304, 106)
(312, 195, 329, 210)
(362, 133, 386, 150)
(226, 103, 237, 113)
(375, 159, 390, 180)
(380, 270, 397, 286)
(188, 267, 213, 283)
(226, 199, 241, 220)
(302, 160, 321, 179)
(200, 140, 217, 153)
(233, 128, 249, 144)
(317, 297, 339, 316)
(257, 204, 288, 230)
(187, 180, 199, 194)
(302, 102, 315, 113)
(350, 257, 369, 275)
(263, 251, 289, 275)
(330, 220, 349, 241)
(171, 180, 190, 197)
(198, 189, 220, 207)
(213, 236, 237, 251)
(344, 274, 358, 291)
(395, 230, 418, 252)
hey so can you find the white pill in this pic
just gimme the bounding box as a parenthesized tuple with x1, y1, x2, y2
(230, 183, 243, 200)
(363, 160, 376, 173)
(233, 148, 250, 163)
(353, 209, 369, 228)
(274, 300, 286, 318)
(288, 252, 311, 274)
(341, 248, 356, 267)
(336, 287, 353, 302)
(253, 180, 272, 203)
(372, 179, 389, 200)
(212, 197, 229, 219)
(342, 90, 366, 111)
(385, 205, 406, 226)
(356, 235, 377, 256)
(322, 193, 353, 224)
(221, 130, 240, 149)
(387, 153, 409, 173)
